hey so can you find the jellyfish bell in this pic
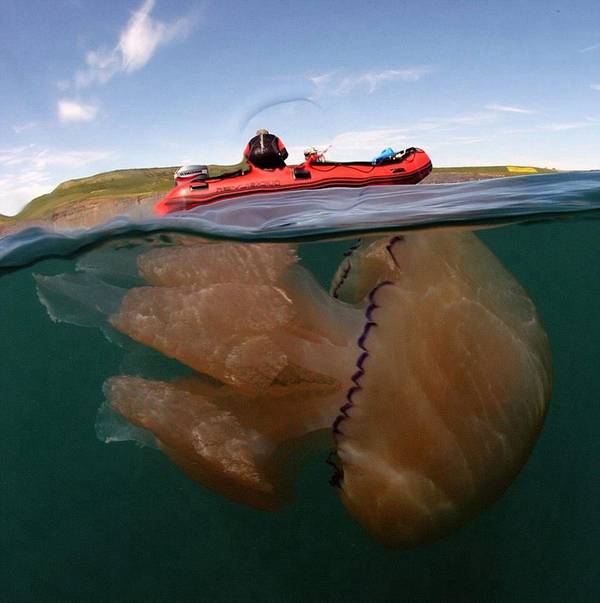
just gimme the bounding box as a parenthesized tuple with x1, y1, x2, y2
(330, 233, 552, 546)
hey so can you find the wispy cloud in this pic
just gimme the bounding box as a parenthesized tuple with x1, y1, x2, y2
(57, 99, 99, 122)
(539, 118, 599, 132)
(12, 122, 37, 134)
(412, 111, 498, 132)
(307, 73, 333, 88)
(540, 123, 581, 132)
(426, 135, 487, 148)
(0, 145, 110, 171)
(486, 104, 534, 114)
(287, 117, 492, 163)
(73, 0, 199, 88)
(0, 145, 111, 215)
(580, 43, 600, 53)
(343, 68, 430, 93)
(328, 128, 411, 152)
(0, 146, 30, 167)
(0, 171, 55, 217)
(309, 67, 430, 96)
(285, 128, 408, 162)
(591, 84, 600, 91)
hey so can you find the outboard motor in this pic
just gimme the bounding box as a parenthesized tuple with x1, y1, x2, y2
(174, 165, 209, 185)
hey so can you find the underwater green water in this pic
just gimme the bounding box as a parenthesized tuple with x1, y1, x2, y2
(0, 220, 598, 602)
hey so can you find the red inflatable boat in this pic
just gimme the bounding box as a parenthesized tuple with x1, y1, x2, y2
(155, 147, 432, 215)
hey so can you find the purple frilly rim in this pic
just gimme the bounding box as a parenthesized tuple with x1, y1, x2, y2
(327, 235, 404, 488)
(331, 238, 362, 300)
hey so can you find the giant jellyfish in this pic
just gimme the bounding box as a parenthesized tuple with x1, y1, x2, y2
(35, 230, 552, 547)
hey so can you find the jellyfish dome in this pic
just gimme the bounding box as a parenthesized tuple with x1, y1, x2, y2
(330, 234, 551, 545)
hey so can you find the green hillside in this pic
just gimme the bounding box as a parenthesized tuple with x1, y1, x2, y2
(12, 167, 177, 221)
(425, 165, 558, 183)
(434, 165, 557, 174)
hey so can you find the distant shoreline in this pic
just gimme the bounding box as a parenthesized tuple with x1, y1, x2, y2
(0, 165, 559, 233)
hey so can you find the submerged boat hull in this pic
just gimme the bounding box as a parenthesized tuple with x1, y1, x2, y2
(155, 148, 432, 215)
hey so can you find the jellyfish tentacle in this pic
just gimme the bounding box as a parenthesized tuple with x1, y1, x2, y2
(106, 375, 285, 511)
(106, 373, 346, 511)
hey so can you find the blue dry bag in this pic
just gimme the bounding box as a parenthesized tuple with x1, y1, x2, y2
(371, 147, 396, 165)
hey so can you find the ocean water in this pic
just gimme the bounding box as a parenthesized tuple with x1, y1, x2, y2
(0, 176, 599, 602)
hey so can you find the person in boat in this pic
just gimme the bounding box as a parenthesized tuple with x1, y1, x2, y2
(244, 129, 288, 169)
(303, 147, 328, 163)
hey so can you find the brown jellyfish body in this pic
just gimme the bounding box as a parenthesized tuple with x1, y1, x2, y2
(330, 233, 551, 546)
(102, 240, 363, 510)
(109, 241, 362, 396)
(34, 232, 552, 547)
(106, 374, 341, 511)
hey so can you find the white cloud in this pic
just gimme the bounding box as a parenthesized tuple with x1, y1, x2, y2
(426, 135, 487, 148)
(328, 128, 410, 152)
(307, 73, 333, 88)
(0, 145, 110, 171)
(284, 108, 600, 169)
(57, 99, 99, 122)
(0, 146, 30, 167)
(74, 0, 198, 88)
(0, 171, 56, 216)
(580, 43, 600, 53)
(416, 112, 497, 130)
(75, 49, 120, 88)
(12, 122, 37, 134)
(309, 67, 430, 96)
(487, 104, 534, 114)
(591, 84, 600, 91)
(288, 122, 489, 163)
(343, 68, 430, 94)
(119, 0, 184, 71)
(285, 129, 407, 163)
(0, 145, 111, 216)
(539, 120, 598, 132)
(280, 109, 500, 163)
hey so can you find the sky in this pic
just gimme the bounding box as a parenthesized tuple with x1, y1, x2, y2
(1, 0, 600, 215)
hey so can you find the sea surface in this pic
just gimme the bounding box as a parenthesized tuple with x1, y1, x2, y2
(0, 173, 599, 602)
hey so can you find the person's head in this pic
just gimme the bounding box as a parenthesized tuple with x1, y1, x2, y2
(256, 129, 269, 136)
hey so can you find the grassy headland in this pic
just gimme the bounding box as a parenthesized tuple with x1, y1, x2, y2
(425, 165, 557, 183)
(11, 167, 177, 222)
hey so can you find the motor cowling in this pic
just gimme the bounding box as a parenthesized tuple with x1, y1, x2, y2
(174, 165, 209, 184)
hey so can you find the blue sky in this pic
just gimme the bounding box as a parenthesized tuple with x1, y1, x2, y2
(1, 0, 600, 215)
